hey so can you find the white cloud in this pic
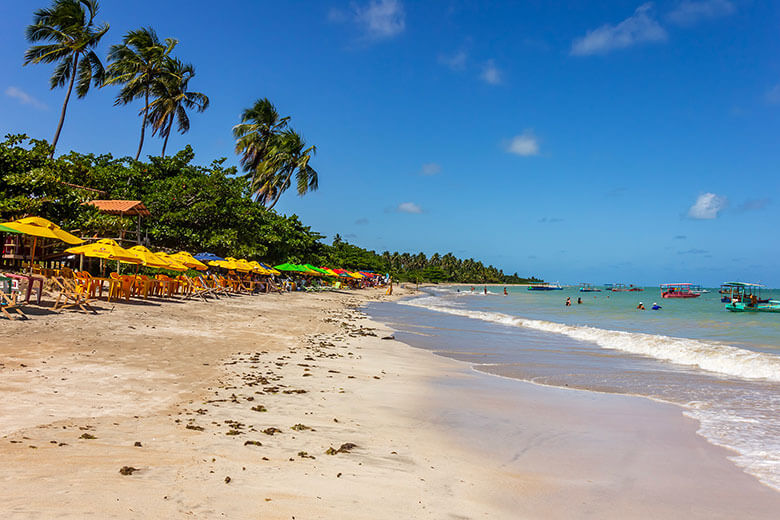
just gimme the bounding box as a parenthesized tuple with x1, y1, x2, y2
(480, 59, 502, 85)
(667, 0, 734, 26)
(397, 201, 423, 214)
(5, 86, 47, 110)
(571, 3, 667, 56)
(505, 131, 540, 156)
(420, 162, 441, 175)
(687, 192, 727, 219)
(354, 0, 405, 40)
(439, 50, 468, 71)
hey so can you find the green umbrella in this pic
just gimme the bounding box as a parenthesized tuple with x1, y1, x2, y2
(274, 262, 304, 272)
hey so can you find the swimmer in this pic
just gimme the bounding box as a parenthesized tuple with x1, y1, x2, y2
(652, 302, 662, 310)
(577, 297, 582, 304)
(637, 302, 645, 310)
(565, 296, 571, 307)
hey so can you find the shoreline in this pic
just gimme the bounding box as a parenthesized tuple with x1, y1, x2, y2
(1, 288, 777, 518)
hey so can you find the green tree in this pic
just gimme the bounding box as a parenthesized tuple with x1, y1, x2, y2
(147, 58, 209, 157)
(260, 130, 319, 210)
(23, 0, 109, 157)
(104, 27, 178, 160)
(233, 98, 289, 197)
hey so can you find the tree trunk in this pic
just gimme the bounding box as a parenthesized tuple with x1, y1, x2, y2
(266, 170, 295, 210)
(161, 113, 174, 157)
(135, 88, 149, 161)
(50, 54, 79, 158)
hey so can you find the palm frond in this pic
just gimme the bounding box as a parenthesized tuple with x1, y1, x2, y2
(49, 55, 74, 89)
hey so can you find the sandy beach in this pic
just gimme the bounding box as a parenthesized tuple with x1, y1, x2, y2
(1, 287, 778, 519)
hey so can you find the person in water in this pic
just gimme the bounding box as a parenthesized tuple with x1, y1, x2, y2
(565, 296, 571, 306)
(577, 297, 583, 304)
(637, 302, 645, 310)
(504, 287, 508, 296)
(484, 286, 487, 295)
(652, 302, 662, 310)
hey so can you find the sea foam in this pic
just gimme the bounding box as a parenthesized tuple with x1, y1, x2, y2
(400, 295, 780, 382)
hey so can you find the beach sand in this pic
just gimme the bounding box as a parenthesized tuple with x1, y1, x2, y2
(1, 287, 777, 518)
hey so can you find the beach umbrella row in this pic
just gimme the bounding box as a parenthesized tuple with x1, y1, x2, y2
(0, 217, 377, 281)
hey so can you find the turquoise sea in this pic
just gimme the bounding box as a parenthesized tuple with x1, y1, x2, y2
(366, 285, 780, 491)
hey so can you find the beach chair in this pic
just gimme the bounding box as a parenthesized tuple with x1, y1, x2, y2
(155, 274, 178, 298)
(133, 275, 157, 299)
(204, 274, 230, 297)
(193, 274, 220, 299)
(0, 274, 28, 320)
(109, 273, 134, 301)
(179, 274, 209, 301)
(51, 276, 96, 314)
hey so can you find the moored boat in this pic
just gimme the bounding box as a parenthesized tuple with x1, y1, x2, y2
(609, 283, 643, 292)
(660, 283, 702, 299)
(579, 283, 601, 292)
(722, 282, 778, 312)
(527, 283, 563, 291)
(726, 300, 780, 313)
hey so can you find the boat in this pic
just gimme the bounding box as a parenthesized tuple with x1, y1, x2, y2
(609, 283, 643, 292)
(720, 282, 770, 304)
(726, 299, 780, 313)
(579, 283, 601, 292)
(527, 283, 563, 291)
(660, 283, 702, 299)
(723, 282, 780, 312)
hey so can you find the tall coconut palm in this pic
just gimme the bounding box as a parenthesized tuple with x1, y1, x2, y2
(233, 98, 289, 190)
(104, 27, 178, 160)
(147, 58, 209, 157)
(255, 130, 319, 210)
(23, 0, 109, 157)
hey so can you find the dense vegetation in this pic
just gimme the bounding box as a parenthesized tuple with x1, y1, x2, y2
(0, 135, 539, 283)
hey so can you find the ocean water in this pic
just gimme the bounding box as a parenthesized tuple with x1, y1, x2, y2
(365, 285, 780, 491)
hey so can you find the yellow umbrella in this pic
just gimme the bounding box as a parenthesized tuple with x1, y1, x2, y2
(169, 251, 208, 271)
(2, 216, 84, 273)
(127, 245, 174, 269)
(66, 239, 141, 264)
(1, 216, 83, 244)
(248, 261, 271, 275)
(154, 252, 188, 272)
(233, 258, 253, 273)
(209, 258, 237, 270)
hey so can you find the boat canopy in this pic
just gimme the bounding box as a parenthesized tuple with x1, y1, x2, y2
(722, 282, 764, 288)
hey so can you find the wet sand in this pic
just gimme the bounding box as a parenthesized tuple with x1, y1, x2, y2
(0, 287, 777, 518)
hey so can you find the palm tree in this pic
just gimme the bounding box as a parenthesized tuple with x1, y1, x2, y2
(255, 130, 319, 210)
(23, 0, 109, 157)
(147, 58, 209, 157)
(104, 27, 178, 160)
(233, 98, 289, 190)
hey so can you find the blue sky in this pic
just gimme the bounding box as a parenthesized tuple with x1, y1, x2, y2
(1, 1, 779, 285)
